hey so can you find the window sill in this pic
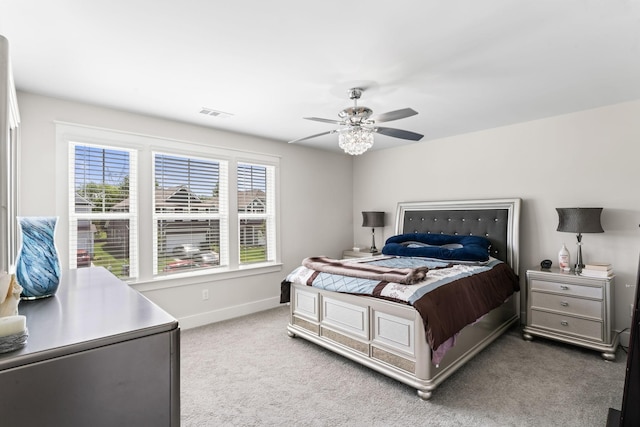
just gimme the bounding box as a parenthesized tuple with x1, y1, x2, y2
(130, 262, 283, 292)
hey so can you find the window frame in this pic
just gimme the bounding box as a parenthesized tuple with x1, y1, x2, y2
(68, 142, 138, 279)
(56, 122, 281, 289)
(152, 151, 229, 276)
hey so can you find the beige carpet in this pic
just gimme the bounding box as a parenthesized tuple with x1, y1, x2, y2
(180, 305, 625, 426)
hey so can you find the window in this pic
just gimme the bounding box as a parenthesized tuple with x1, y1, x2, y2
(153, 153, 228, 275)
(60, 123, 280, 284)
(70, 143, 137, 279)
(237, 163, 275, 264)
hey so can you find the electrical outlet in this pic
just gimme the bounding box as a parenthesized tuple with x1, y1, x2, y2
(202, 289, 209, 300)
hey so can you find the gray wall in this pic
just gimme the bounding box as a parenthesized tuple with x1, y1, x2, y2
(16, 90, 640, 344)
(16, 91, 354, 327)
(352, 99, 640, 344)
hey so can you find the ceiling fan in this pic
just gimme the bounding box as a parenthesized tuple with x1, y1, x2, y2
(289, 87, 424, 155)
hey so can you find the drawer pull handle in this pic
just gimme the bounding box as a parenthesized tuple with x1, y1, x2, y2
(560, 285, 569, 290)
(560, 301, 569, 307)
(561, 320, 569, 326)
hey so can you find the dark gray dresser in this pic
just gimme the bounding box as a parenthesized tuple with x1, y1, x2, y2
(0, 267, 180, 426)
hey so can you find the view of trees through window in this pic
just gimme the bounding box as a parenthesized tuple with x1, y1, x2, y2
(73, 145, 133, 278)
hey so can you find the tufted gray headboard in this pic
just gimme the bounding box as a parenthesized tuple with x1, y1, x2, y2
(394, 199, 521, 272)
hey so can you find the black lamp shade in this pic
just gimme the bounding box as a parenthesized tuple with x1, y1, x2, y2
(556, 208, 604, 234)
(362, 211, 384, 228)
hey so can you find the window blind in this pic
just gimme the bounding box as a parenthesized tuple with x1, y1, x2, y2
(237, 162, 275, 264)
(153, 153, 228, 275)
(69, 143, 137, 279)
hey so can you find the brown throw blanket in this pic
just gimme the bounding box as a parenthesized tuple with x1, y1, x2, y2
(302, 256, 429, 285)
(410, 262, 519, 350)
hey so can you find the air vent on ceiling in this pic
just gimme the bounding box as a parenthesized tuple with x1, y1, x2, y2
(199, 107, 233, 119)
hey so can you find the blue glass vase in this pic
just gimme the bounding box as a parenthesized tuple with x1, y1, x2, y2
(16, 217, 61, 300)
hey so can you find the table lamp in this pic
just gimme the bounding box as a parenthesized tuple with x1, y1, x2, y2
(556, 207, 604, 273)
(362, 211, 384, 253)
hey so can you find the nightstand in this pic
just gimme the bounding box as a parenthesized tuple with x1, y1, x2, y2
(523, 268, 618, 360)
(342, 250, 381, 259)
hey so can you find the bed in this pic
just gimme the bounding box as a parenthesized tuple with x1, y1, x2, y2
(283, 198, 521, 400)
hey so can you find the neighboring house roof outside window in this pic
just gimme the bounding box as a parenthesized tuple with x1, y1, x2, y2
(74, 193, 95, 213)
(104, 186, 265, 213)
(154, 186, 215, 210)
(110, 197, 130, 212)
(238, 189, 266, 213)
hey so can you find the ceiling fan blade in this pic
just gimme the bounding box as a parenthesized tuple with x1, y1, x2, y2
(304, 117, 343, 125)
(375, 126, 424, 141)
(288, 130, 337, 144)
(372, 108, 418, 123)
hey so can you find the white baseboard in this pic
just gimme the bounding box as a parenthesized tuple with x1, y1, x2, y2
(178, 296, 282, 330)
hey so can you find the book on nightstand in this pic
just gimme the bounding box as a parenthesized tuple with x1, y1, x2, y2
(580, 262, 613, 278)
(584, 262, 612, 271)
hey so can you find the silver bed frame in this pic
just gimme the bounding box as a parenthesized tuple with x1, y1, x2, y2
(287, 198, 521, 400)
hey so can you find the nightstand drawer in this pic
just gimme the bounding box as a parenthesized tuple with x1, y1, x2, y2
(530, 292, 602, 319)
(530, 310, 602, 341)
(530, 279, 602, 300)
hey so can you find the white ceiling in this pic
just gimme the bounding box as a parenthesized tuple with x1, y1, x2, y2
(1, 1, 639, 153)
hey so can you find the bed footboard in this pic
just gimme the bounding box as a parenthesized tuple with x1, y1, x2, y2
(288, 282, 518, 400)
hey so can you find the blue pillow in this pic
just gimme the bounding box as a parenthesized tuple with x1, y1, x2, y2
(382, 233, 491, 261)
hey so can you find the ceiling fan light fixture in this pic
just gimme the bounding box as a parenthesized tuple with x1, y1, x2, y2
(338, 126, 374, 155)
(290, 86, 423, 152)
